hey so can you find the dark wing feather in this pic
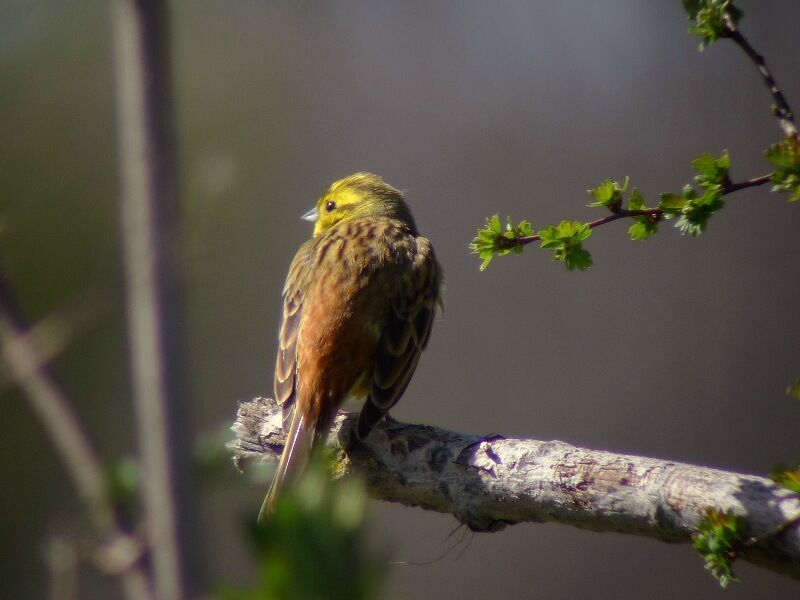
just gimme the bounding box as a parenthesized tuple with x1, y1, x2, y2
(274, 240, 316, 431)
(357, 238, 440, 439)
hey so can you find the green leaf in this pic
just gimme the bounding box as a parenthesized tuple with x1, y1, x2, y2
(627, 188, 646, 211)
(692, 150, 730, 192)
(766, 137, 800, 201)
(692, 508, 744, 588)
(697, 188, 723, 208)
(587, 177, 629, 209)
(787, 378, 800, 399)
(660, 181, 724, 236)
(515, 219, 534, 237)
(717, 149, 731, 170)
(626, 188, 658, 240)
(551, 220, 592, 241)
(683, 0, 743, 50)
(692, 152, 718, 178)
(537, 220, 593, 271)
(658, 193, 688, 212)
(588, 180, 615, 204)
(564, 246, 593, 271)
(771, 465, 800, 495)
(629, 219, 657, 241)
(470, 214, 535, 270)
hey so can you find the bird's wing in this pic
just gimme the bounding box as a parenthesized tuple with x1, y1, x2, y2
(274, 239, 316, 431)
(357, 236, 441, 439)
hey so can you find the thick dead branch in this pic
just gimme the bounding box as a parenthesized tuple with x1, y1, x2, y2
(231, 397, 800, 581)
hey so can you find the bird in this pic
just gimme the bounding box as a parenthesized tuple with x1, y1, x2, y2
(258, 172, 442, 522)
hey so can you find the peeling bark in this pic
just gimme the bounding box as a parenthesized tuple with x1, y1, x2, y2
(230, 397, 800, 581)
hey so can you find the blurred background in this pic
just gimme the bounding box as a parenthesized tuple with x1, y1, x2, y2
(2, 0, 799, 598)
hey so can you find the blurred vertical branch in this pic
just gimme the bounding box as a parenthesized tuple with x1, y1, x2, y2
(0, 280, 152, 600)
(111, 1, 190, 599)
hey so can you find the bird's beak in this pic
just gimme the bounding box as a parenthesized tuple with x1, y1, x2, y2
(301, 207, 319, 222)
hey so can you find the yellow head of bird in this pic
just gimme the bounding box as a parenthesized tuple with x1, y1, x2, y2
(302, 172, 417, 237)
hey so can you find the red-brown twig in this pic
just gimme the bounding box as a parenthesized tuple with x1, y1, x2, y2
(513, 173, 772, 246)
(722, 13, 797, 139)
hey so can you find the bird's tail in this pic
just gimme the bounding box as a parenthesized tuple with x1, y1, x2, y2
(258, 409, 316, 523)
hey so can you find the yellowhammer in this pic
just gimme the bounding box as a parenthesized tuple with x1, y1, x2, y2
(258, 173, 442, 522)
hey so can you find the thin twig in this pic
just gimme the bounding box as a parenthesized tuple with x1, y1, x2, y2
(111, 1, 188, 598)
(514, 173, 773, 246)
(722, 13, 797, 139)
(0, 281, 152, 600)
(724, 172, 773, 193)
(0, 288, 108, 395)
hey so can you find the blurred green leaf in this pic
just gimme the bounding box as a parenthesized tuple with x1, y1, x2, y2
(106, 456, 139, 523)
(770, 465, 800, 495)
(195, 424, 241, 483)
(787, 378, 800, 399)
(220, 452, 385, 600)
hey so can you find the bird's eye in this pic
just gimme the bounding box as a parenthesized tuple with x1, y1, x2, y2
(326, 201, 336, 212)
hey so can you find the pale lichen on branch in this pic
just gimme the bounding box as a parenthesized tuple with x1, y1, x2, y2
(231, 396, 800, 583)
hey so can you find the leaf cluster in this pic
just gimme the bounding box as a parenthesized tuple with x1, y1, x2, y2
(587, 177, 628, 210)
(538, 221, 593, 271)
(766, 136, 800, 201)
(692, 508, 744, 588)
(658, 151, 730, 235)
(626, 188, 658, 241)
(683, 0, 742, 49)
(470, 214, 534, 271)
(471, 0, 796, 272)
(587, 178, 659, 241)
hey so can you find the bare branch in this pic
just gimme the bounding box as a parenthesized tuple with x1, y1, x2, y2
(111, 0, 188, 598)
(0, 285, 152, 600)
(231, 397, 800, 582)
